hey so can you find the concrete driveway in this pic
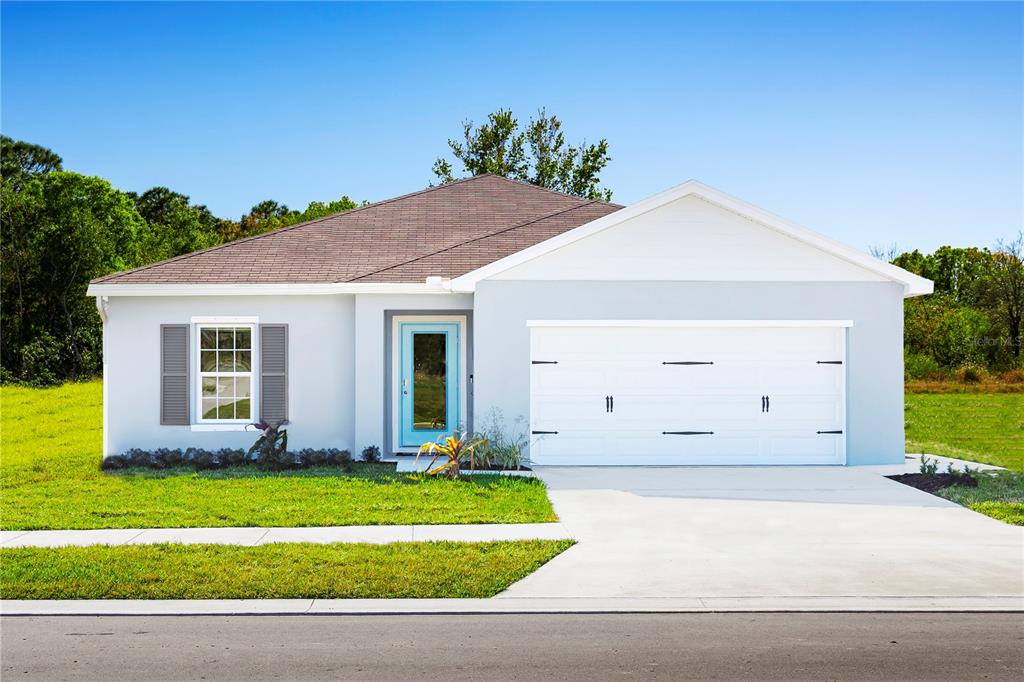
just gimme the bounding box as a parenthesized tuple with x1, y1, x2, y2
(500, 467, 1024, 600)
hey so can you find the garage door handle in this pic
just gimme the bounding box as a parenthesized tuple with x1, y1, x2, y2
(663, 431, 714, 435)
(816, 430, 843, 434)
(605, 395, 610, 413)
(765, 395, 769, 413)
(761, 395, 766, 412)
(531, 430, 558, 435)
(610, 395, 614, 412)
(663, 361, 714, 365)
(816, 360, 843, 365)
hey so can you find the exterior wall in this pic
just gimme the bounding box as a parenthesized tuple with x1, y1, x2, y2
(473, 280, 906, 466)
(352, 293, 473, 455)
(103, 295, 356, 455)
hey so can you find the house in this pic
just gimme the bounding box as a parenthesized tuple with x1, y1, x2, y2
(88, 175, 932, 466)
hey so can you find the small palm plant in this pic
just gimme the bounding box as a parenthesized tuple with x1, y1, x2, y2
(415, 430, 487, 479)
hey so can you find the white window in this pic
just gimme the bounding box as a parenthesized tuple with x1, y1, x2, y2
(197, 325, 254, 423)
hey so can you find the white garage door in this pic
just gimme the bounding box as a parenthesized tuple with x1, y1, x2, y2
(529, 321, 847, 465)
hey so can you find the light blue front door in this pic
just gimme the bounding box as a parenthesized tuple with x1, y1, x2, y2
(399, 322, 460, 447)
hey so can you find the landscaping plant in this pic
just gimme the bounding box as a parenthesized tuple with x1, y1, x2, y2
(416, 430, 487, 479)
(475, 409, 530, 471)
(361, 444, 381, 463)
(247, 419, 290, 469)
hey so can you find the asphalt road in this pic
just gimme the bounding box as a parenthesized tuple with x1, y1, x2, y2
(2, 613, 1022, 681)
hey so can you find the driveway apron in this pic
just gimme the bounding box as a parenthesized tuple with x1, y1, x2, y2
(499, 466, 1024, 600)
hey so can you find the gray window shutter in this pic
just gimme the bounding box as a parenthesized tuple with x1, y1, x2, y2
(260, 324, 288, 424)
(160, 324, 189, 425)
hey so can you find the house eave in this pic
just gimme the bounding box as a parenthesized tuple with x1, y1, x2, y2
(86, 281, 455, 297)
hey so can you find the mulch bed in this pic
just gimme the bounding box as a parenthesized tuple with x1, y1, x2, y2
(888, 473, 978, 494)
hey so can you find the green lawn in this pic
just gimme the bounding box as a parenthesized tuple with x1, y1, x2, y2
(931, 472, 1024, 526)
(905, 393, 1024, 471)
(904, 393, 1024, 525)
(0, 540, 573, 599)
(0, 382, 555, 530)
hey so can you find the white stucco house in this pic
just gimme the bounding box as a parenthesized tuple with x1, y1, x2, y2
(88, 175, 932, 466)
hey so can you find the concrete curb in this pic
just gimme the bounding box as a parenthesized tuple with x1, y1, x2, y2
(3, 596, 1021, 616)
(0, 523, 573, 548)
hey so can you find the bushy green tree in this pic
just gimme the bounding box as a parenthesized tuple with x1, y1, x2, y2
(433, 108, 613, 201)
(2, 169, 149, 383)
(128, 187, 222, 260)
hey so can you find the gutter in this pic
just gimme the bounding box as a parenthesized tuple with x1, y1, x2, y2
(86, 279, 456, 298)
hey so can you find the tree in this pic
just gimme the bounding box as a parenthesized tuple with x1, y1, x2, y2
(1, 171, 149, 383)
(987, 232, 1024, 359)
(1, 136, 63, 189)
(129, 187, 221, 261)
(433, 108, 613, 201)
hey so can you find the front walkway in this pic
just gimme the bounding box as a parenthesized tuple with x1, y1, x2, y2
(0, 523, 571, 548)
(499, 465, 1024, 600)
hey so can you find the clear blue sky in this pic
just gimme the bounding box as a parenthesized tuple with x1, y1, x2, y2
(2, 1, 1021, 252)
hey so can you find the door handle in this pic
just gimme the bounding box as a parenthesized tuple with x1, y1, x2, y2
(610, 395, 614, 413)
(761, 396, 766, 412)
(605, 396, 610, 413)
(766, 395, 770, 413)
(403, 378, 409, 396)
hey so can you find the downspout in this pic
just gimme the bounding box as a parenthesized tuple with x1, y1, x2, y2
(94, 296, 109, 458)
(94, 295, 109, 323)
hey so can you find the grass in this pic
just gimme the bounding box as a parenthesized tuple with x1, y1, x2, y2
(0, 540, 574, 599)
(931, 471, 1024, 526)
(905, 393, 1024, 471)
(0, 382, 555, 530)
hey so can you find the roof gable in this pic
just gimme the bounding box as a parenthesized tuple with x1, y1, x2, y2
(451, 180, 933, 297)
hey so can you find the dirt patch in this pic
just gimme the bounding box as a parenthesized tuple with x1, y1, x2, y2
(888, 473, 978, 494)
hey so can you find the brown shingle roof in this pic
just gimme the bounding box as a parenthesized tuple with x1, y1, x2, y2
(94, 174, 623, 285)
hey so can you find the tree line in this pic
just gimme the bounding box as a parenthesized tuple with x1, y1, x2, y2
(1, 108, 615, 385)
(0, 136, 361, 385)
(884, 241, 1024, 380)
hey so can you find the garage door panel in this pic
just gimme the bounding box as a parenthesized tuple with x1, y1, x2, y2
(762, 395, 842, 428)
(764, 433, 844, 461)
(529, 324, 846, 466)
(531, 365, 607, 393)
(616, 394, 760, 431)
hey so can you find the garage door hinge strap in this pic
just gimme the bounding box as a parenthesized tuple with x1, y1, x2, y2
(662, 361, 714, 365)
(816, 430, 843, 434)
(816, 360, 843, 365)
(663, 431, 715, 435)
(531, 430, 558, 435)
(531, 360, 558, 365)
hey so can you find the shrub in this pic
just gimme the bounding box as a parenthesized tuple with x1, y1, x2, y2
(361, 445, 381, 463)
(103, 446, 353, 472)
(415, 431, 487, 479)
(247, 420, 290, 470)
(919, 455, 939, 476)
(998, 368, 1024, 384)
(904, 352, 948, 381)
(327, 448, 354, 470)
(956, 364, 989, 384)
(474, 409, 530, 470)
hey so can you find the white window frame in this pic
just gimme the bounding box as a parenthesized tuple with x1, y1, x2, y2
(193, 320, 258, 426)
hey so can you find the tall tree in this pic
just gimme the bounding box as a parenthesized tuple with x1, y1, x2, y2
(129, 187, 221, 260)
(1, 171, 149, 383)
(1, 136, 63, 189)
(433, 108, 613, 201)
(987, 233, 1024, 358)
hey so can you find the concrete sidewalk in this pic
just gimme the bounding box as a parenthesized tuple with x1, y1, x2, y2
(0, 523, 572, 548)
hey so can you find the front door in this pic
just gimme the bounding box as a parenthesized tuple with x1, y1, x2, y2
(399, 322, 460, 447)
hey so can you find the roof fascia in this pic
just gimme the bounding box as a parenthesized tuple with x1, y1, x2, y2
(86, 282, 455, 298)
